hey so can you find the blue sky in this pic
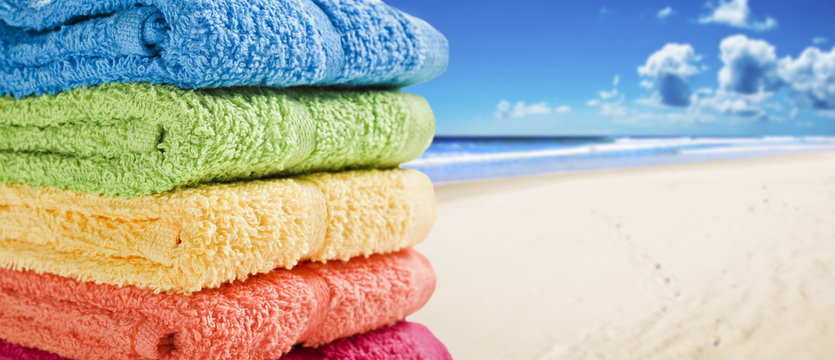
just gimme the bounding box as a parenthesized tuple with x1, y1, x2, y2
(386, 0, 835, 136)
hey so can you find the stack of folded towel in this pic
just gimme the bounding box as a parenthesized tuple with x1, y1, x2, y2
(0, 0, 449, 359)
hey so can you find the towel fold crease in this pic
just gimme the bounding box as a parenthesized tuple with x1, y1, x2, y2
(0, 0, 449, 96)
(0, 321, 451, 360)
(0, 83, 435, 197)
(0, 169, 436, 293)
(0, 249, 436, 360)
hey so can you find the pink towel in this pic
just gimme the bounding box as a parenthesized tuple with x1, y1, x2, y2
(0, 321, 451, 360)
(283, 322, 452, 360)
(0, 250, 435, 360)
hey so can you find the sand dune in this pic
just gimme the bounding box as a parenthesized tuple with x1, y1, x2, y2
(411, 151, 835, 359)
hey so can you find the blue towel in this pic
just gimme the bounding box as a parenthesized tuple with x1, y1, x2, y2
(0, 0, 448, 97)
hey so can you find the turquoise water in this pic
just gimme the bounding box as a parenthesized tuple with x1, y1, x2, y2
(403, 136, 835, 184)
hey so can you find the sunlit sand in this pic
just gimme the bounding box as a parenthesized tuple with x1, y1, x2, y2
(412, 151, 835, 359)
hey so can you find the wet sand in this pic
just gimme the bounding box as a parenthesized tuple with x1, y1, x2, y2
(411, 151, 835, 359)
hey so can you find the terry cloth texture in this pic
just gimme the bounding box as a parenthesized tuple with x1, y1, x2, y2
(283, 322, 453, 360)
(0, 321, 451, 360)
(0, 169, 436, 294)
(0, 83, 435, 197)
(0, 249, 436, 360)
(0, 0, 449, 97)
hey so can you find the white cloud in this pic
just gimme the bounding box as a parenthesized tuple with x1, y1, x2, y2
(599, 89, 618, 100)
(657, 6, 673, 19)
(639, 44, 702, 78)
(598, 75, 621, 99)
(813, 37, 828, 45)
(588, 93, 629, 118)
(712, 35, 835, 113)
(621, 110, 718, 125)
(718, 34, 782, 94)
(587, 74, 624, 114)
(587, 92, 628, 118)
(697, 94, 763, 117)
(778, 46, 835, 110)
(638, 43, 703, 107)
(689, 86, 777, 121)
(600, 102, 628, 117)
(513, 102, 552, 117)
(699, 0, 776, 31)
(494, 100, 511, 119)
(591, 88, 720, 124)
(495, 100, 571, 119)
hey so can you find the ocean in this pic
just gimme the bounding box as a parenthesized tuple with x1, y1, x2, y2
(403, 136, 835, 184)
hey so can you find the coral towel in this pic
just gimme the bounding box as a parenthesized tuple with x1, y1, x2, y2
(0, 84, 435, 197)
(0, 321, 451, 360)
(0, 249, 435, 360)
(0, 169, 436, 294)
(0, 0, 448, 97)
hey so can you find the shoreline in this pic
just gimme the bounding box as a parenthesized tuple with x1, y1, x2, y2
(412, 150, 835, 359)
(429, 149, 835, 190)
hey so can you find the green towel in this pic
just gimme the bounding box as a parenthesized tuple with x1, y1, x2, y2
(0, 83, 435, 197)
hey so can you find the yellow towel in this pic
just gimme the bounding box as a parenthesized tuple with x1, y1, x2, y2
(0, 169, 435, 294)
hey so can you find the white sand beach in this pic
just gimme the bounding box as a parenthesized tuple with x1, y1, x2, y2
(411, 151, 835, 360)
